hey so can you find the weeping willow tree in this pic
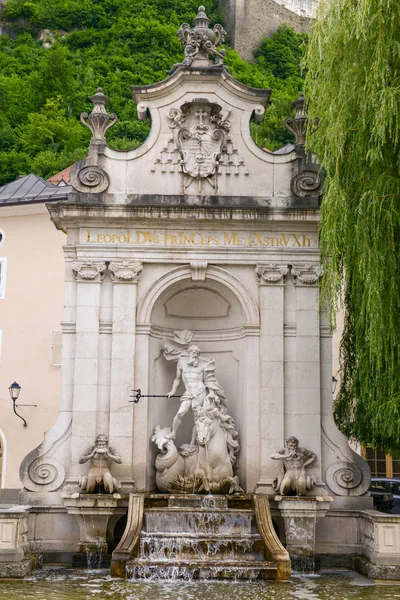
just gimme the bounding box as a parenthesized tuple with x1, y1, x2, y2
(304, 0, 400, 452)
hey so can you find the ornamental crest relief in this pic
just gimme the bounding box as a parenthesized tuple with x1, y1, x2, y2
(168, 100, 231, 191)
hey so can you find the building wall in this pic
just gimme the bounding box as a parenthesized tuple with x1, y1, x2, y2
(0, 204, 64, 488)
(219, 0, 314, 61)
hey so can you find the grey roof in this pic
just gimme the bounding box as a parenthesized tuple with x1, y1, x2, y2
(273, 143, 295, 155)
(0, 173, 71, 206)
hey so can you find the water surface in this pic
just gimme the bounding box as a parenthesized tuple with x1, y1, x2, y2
(1, 568, 399, 600)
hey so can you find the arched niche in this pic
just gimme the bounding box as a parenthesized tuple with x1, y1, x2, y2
(140, 266, 260, 489)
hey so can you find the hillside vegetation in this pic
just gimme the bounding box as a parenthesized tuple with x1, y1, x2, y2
(0, 0, 307, 185)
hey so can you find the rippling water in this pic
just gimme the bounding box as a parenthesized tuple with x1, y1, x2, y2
(0, 569, 399, 600)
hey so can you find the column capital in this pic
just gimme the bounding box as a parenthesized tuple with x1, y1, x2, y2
(109, 261, 143, 283)
(72, 260, 106, 282)
(291, 263, 322, 286)
(256, 263, 288, 285)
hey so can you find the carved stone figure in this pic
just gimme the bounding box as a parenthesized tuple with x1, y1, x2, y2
(165, 344, 227, 444)
(271, 436, 316, 496)
(78, 434, 122, 494)
(152, 334, 242, 494)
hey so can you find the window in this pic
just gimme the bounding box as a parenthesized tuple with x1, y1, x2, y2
(0, 258, 6, 299)
(365, 446, 387, 477)
(0, 230, 4, 245)
(392, 459, 400, 478)
(364, 444, 400, 479)
(50, 330, 62, 366)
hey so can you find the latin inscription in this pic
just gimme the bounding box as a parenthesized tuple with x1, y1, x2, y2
(84, 229, 315, 248)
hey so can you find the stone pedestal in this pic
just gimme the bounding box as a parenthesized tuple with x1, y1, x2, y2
(0, 508, 29, 562)
(274, 496, 332, 571)
(63, 494, 126, 557)
(0, 507, 36, 578)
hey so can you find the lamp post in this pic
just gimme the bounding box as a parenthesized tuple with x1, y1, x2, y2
(8, 382, 36, 427)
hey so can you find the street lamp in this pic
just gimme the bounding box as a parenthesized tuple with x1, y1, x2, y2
(8, 382, 36, 427)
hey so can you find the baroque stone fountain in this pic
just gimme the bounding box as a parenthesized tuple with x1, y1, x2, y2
(8, 4, 380, 584)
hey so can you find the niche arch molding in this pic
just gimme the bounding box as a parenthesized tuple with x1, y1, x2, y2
(137, 264, 259, 328)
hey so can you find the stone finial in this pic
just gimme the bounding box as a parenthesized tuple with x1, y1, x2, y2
(284, 93, 324, 199)
(174, 6, 227, 70)
(284, 93, 307, 148)
(284, 93, 320, 150)
(80, 88, 118, 143)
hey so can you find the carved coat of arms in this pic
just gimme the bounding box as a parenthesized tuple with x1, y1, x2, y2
(178, 111, 225, 179)
(168, 101, 230, 190)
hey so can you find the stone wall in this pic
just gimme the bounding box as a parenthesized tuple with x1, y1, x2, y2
(219, 0, 314, 61)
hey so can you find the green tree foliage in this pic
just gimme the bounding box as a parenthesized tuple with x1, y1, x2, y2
(0, 0, 307, 185)
(304, 0, 400, 452)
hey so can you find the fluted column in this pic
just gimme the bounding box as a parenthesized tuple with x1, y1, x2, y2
(255, 263, 288, 493)
(108, 261, 143, 488)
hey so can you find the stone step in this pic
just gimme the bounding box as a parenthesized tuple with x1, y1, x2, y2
(143, 508, 258, 535)
(139, 533, 265, 561)
(126, 559, 278, 581)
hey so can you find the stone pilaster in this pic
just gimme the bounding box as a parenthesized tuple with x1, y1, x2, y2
(96, 276, 113, 436)
(70, 261, 106, 468)
(132, 324, 151, 492)
(60, 252, 78, 415)
(255, 264, 288, 493)
(288, 263, 323, 486)
(108, 261, 143, 486)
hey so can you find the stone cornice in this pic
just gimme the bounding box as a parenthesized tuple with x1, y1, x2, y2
(48, 202, 320, 231)
(131, 66, 271, 106)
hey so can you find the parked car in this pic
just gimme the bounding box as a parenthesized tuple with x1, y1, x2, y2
(368, 477, 400, 513)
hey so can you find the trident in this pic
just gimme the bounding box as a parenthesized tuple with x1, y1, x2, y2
(129, 389, 180, 404)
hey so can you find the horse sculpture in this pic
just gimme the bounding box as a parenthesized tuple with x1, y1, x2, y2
(153, 401, 242, 494)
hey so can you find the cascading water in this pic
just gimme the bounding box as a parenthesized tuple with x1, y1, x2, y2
(84, 537, 104, 569)
(124, 495, 279, 581)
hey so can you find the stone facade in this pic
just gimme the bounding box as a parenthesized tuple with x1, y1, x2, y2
(20, 11, 364, 503)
